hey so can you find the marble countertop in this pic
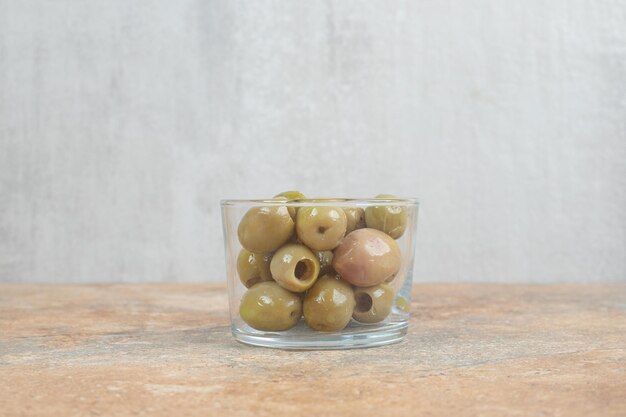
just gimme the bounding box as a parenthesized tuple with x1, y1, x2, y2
(1, 283, 625, 416)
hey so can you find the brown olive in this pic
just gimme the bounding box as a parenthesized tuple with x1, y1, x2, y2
(352, 283, 395, 323)
(270, 244, 320, 292)
(237, 205, 294, 253)
(236, 249, 273, 288)
(303, 274, 355, 332)
(239, 282, 302, 331)
(332, 228, 402, 287)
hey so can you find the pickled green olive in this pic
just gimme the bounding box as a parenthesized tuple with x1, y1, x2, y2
(332, 228, 402, 287)
(314, 250, 334, 275)
(293, 198, 343, 202)
(237, 205, 294, 253)
(352, 283, 395, 323)
(239, 282, 302, 331)
(296, 206, 347, 251)
(303, 274, 355, 332)
(343, 207, 366, 234)
(287, 232, 301, 244)
(271, 196, 295, 220)
(274, 190, 306, 200)
(270, 244, 320, 292)
(396, 296, 410, 313)
(364, 194, 407, 239)
(273, 192, 305, 220)
(236, 249, 273, 288)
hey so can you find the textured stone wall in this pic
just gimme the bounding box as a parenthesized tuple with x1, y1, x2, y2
(1, 1, 624, 282)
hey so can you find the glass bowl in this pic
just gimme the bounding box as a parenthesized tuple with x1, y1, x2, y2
(221, 197, 418, 350)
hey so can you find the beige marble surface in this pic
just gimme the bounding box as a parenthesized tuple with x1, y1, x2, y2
(1, 283, 625, 416)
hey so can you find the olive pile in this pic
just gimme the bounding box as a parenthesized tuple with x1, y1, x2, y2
(237, 191, 407, 332)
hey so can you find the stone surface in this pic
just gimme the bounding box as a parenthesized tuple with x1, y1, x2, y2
(1, 283, 625, 416)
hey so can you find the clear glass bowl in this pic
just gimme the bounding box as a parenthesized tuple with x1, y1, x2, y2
(221, 198, 419, 350)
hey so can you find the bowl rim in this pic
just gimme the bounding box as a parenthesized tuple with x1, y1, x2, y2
(220, 197, 419, 207)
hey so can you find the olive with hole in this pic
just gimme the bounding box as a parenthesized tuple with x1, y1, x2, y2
(343, 207, 366, 234)
(236, 249, 273, 288)
(314, 250, 334, 275)
(270, 244, 320, 292)
(296, 206, 347, 251)
(332, 228, 402, 287)
(364, 194, 407, 239)
(352, 283, 395, 323)
(303, 274, 355, 331)
(239, 282, 302, 331)
(237, 205, 294, 253)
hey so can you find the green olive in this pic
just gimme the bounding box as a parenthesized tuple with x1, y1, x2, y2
(239, 282, 302, 331)
(287, 232, 301, 244)
(343, 207, 366, 234)
(296, 206, 347, 251)
(314, 250, 334, 275)
(271, 196, 295, 220)
(364, 194, 407, 239)
(274, 190, 306, 200)
(237, 205, 294, 253)
(273, 192, 305, 220)
(396, 296, 410, 313)
(293, 198, 342, 202)
(352, 283, 395, 323)
(236, 249, 273, 288)
(270, 244, 320, 292)
(303, 274, 355, 332)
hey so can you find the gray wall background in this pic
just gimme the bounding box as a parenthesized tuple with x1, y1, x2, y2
(1, 1, 625, 283)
